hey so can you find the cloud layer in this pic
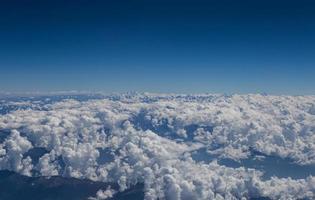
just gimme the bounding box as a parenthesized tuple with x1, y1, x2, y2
(0, 93, 315, 199)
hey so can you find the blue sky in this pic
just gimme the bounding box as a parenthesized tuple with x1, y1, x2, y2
(0, 0, 315, 94)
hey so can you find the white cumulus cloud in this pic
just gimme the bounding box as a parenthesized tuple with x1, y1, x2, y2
(0, 93, 314, 199)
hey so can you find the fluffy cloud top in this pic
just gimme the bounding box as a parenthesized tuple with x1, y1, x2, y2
(0, 94, 314, 199)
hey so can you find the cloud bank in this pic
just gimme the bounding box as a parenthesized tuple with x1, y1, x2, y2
(0, 93, 314, 199)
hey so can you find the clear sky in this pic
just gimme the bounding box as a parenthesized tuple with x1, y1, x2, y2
(0, 0, 314, 94)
